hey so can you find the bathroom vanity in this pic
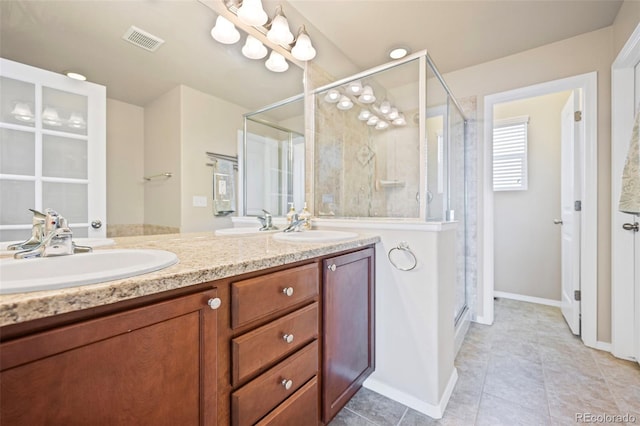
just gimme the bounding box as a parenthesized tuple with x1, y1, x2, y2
(0, 232, 377, 425)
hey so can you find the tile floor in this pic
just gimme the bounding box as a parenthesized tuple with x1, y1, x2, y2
(329, 298, 640, 426)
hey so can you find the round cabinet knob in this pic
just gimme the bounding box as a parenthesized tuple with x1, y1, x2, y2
(328, 264, 336, 272)
(281, 379, 293, 390)
(91, 219, 103, 229)
(207, 298, 222, 310)
(283, 334, 294, 344)
(282, 287, 294, 297)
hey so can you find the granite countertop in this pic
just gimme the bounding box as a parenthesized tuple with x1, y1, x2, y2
(0, 231, 380, 327)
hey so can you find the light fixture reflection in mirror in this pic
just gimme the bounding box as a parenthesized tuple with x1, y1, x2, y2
(11, 102, 34, 122)
(359, 86, 376, 104)
(336, 96, 353, 111)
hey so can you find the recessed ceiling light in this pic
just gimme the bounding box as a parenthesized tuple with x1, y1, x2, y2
(66, 71, 87, 81)
(389, 47, 409, 60)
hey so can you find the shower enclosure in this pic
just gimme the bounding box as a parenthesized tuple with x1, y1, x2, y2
(311, 52, 470, 324)
(241, 94, 305, 217)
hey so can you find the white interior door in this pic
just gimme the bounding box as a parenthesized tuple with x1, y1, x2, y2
(0, 58, 106, 241)
(560, 90, 581, 335)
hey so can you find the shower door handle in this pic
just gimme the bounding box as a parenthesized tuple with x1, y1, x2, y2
(553, 219, 563, 225)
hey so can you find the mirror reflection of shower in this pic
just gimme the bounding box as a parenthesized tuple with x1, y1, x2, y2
(241, 94, 305, 217)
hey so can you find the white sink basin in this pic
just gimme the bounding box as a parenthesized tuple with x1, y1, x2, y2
(0, 238, 115, 254)
(215, 227, 277, 236)
(272, 230, 358, 243)
(0, 249, 178, 294)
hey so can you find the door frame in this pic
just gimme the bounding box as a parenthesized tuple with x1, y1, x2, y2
(480, 72, 598, 349)
(611, 23, 640, 361)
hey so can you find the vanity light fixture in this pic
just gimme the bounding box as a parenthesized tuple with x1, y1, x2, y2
(11, 102, 34, 122)
(42, 107, 62, 126)
(346, 80, 363, 95)
(267, 6, 294, 45)
(209, 4, 317, 73)
(336, 95, 354, 111)
(65, 71, 87, 81)
(387, 107, 400, 121)
(237, 0, 268, 26)
(375, 120, 390, 130)
(379, 100, 391, 115)
(324, 89, 341, 103)
(68, 112, 86, 129)
(290, 26, 316, 61)
(211, 15, 241, 44)
(358, 109, 372, 121)
(359, 85, 376, 104)
(242, 35, 268, 59)
(392, 114, 407, 126)
(366, 115, 380, 126)
(265, 51, 289, 72)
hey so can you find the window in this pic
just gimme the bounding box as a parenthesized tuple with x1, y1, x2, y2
(493, 116, 529, 191)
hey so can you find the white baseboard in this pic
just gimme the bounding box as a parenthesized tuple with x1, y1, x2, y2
(473, 315, 493, 325)
(363, 369, 458, 419)
(593, 341, 612, 352)
(454, 310, 471, 356)
(494, 291, 562, 307)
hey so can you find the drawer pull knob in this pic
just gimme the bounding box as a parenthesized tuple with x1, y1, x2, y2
(328, 264, 337, 272)
(207, 298, 222, 310)
(283, 334, 294, 344)
(281, 379, 293, 390)
(282, 287, 294, 297)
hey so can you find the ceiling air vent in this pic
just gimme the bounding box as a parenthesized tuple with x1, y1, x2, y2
(122, 26, 165, 52)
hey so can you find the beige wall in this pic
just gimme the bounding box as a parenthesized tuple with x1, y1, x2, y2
(493, 91, 571, 301)
(107, 86, 246, 234)
(106, 98, 144, 226)
(613, 0, 640, 57)
(144, 86, 182, 229)
(444, 27, 614, 341)
(180, 85, 247, 232)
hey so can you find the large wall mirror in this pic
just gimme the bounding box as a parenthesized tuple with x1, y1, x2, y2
(0, 0, 304, 237)
(242, 94, 305, 217)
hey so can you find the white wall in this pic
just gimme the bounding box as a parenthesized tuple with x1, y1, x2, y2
(613, 1, 640, 57)
(493, 91, 571, 301)
(144, 86, 182, 229)
(444, 27, 614, 341)
(106, 98, 144, 226)
(180, 86, 247, 232)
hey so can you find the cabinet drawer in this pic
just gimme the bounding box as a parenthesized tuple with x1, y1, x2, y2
(232, 303, 318, 385)
(256, 376, 318, 426)
(231, 263, 318, 328)
(231, 340, 318, 426)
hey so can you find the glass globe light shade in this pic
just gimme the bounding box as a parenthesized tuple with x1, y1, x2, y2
(210, 16, 240, 44)
(242, 35, 268, 59)
(237, 0, 268, 26)
(265, 51, 289, 72)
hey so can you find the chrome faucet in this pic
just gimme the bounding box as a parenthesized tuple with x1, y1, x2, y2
(7, 209, 47, 251)
(257, 209, 278, 231)
(13, 209, 92, 259)
(282, 213, 306, 233)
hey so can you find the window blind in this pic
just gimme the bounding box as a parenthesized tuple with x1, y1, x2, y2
(493, 116, 529, 191)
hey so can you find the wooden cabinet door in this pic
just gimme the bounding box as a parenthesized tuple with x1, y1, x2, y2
(322, 247, 375, 423)
(0, 290, 220, 426)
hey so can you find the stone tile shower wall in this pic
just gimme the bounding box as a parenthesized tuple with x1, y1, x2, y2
(314, 99, 420, 218)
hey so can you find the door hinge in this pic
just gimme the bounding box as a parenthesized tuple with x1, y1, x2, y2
(574, 111, 582, 122)
(574, 200, 582, 211)
(574, 290, 581, 301)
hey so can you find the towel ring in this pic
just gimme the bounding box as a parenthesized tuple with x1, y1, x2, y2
(388, 241, 417, 271)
